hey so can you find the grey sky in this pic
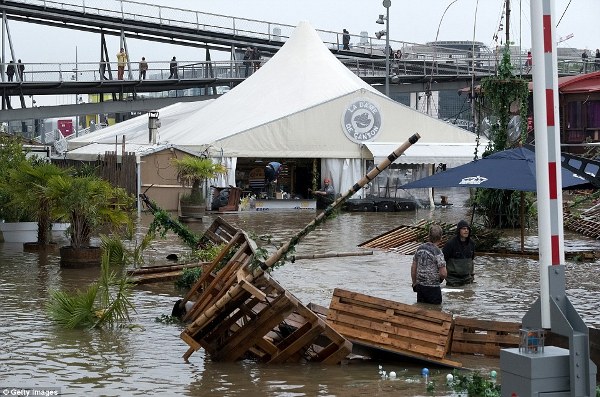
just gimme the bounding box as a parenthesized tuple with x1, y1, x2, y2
(3, 0, 599, 107)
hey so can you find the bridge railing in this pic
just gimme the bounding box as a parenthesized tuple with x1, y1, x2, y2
(16, 0, 471, 59)
(0, 55, 587, 85)
(7, 0, 593, 80)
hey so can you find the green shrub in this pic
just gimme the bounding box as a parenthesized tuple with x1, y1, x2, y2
(175, 267, 202, 290)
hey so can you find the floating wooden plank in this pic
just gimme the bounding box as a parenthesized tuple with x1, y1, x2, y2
(450, 317, 521, 356)
(128, 216, 239, 285)
(326, 288, 460, 367)
(291, 251, 374, 261)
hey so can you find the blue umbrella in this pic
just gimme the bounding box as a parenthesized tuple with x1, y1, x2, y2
(400, 147, 590, 191)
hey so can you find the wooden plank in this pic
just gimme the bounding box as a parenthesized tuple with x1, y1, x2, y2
(331, 321, 447, 359)
(130, 270, 182, 284)
(351, 339, 462, 368)
(333, 289, 452, 322)
(450, 317, 521, 356)
(318, 341, 354, 365)
(268, 323, 324, 364)
(180, 331, 202, 352)
(328, 310, 450, 347)
(327, 289, 453, 362)
(329, 299, 452, 336)
(218, 294, 296, 361)
(453, 317, 521, 333)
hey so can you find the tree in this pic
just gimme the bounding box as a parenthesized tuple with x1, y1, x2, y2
(474, 44, 532, 228)
(172, 156, 226, 205)
(4, 161, 68, 245)
(47, 174, 134, 249)
(0, 135, 29, 222)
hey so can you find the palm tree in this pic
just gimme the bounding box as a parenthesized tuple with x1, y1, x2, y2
(4, 161, 68, 245)
(0, 135, 28, 222)
(172, 156, 226, 205)
(47, 174, 134, 249)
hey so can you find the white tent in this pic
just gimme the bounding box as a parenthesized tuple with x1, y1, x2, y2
(66, 100, 213, 158)
(157, 21, 484, 195)
(65, 21, 484, 197)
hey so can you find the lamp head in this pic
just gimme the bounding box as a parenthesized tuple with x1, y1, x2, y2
(376, 15, 385, 24)
(375, 30, 386, 40)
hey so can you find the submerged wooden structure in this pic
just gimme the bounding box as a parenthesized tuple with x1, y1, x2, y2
(178, 228, 352, 364)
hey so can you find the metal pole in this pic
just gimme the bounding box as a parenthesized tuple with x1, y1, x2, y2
(384, 0, 390, 97)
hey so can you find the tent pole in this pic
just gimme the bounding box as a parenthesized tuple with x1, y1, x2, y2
(520, 191, 525, 253)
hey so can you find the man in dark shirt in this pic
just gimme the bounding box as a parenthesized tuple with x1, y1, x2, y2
(443, 220, 475, 287)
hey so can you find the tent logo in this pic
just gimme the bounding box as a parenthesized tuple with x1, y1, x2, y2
(342, 99, 382, 143)
(459, 176, 488, 185)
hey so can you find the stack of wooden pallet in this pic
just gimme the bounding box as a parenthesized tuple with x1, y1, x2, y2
(564, 202, 600, 239)
(358, 220, 453, 255)
(326, 288, 460, 366)
(178, 228, 352, 364)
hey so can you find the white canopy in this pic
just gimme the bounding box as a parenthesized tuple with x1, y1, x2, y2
(64, 21, 484, 197)
(65, 100, 213, 159)
(66, 21, 482, 162)
(365, 142, 481, 168)
(154, 21, 483, 159)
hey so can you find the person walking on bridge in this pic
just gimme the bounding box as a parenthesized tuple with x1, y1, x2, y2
(17, 59, 24, 81)
(139, 57, 148, 80)
(6, 60, 15, 82)
(169, 56, 178, 79)
(342, 29, 350, 50)
(116, 48, 127, 80)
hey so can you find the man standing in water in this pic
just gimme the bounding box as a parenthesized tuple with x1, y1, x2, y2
(411, 224, 447, 304)
(310, 177, 335, 209)
(443, 220, 475, 287)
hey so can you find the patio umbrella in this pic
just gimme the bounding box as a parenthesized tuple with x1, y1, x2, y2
(399, 146, 592, 252)
(399, 146, 590, 191)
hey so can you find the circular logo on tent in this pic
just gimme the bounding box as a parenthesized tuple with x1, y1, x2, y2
(341, 99, 382, 143)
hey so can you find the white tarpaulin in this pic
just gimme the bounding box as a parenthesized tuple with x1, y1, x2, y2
(365, 142, 482, 168)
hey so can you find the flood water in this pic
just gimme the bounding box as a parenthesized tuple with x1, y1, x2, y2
(1, 189, 599, 396)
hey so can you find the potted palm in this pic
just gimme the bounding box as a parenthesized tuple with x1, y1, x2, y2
(3, 160, 68, 250)
(172, 155, 226, 219)
(46, 173, 135, 267)
(0, 135, 37, 243)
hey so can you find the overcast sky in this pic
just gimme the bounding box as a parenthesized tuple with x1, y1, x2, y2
(3, 0, 599, 106)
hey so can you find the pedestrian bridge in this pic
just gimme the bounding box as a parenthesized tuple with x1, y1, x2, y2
(0, 0, 590, 122)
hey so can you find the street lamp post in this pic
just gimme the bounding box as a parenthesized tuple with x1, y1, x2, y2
(376, 0, 391, 97)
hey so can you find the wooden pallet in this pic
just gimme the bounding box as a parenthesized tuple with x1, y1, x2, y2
(179, 232, 351, 364)
(326, 288, 460, 367)
(450, 317, 521, 356)
(126, 216, 239, 284)
(197, 215, 239, 249)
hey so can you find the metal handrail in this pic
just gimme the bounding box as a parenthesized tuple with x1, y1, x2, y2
(0, 55, 587, 85)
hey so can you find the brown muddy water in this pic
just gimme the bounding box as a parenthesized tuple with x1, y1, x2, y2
(1, 190, 599, 396)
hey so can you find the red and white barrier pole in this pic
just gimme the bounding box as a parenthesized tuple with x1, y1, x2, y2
(530, 0, 564, 328)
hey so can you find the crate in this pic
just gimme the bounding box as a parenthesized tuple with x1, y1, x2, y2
(326, 288, 460, 367)
(179, 232, 351, 364)
(451, 317, 521, 356)
(519, 328, 546, 354)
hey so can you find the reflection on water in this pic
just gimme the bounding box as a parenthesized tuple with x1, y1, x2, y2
(1, 202, 599, 396)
